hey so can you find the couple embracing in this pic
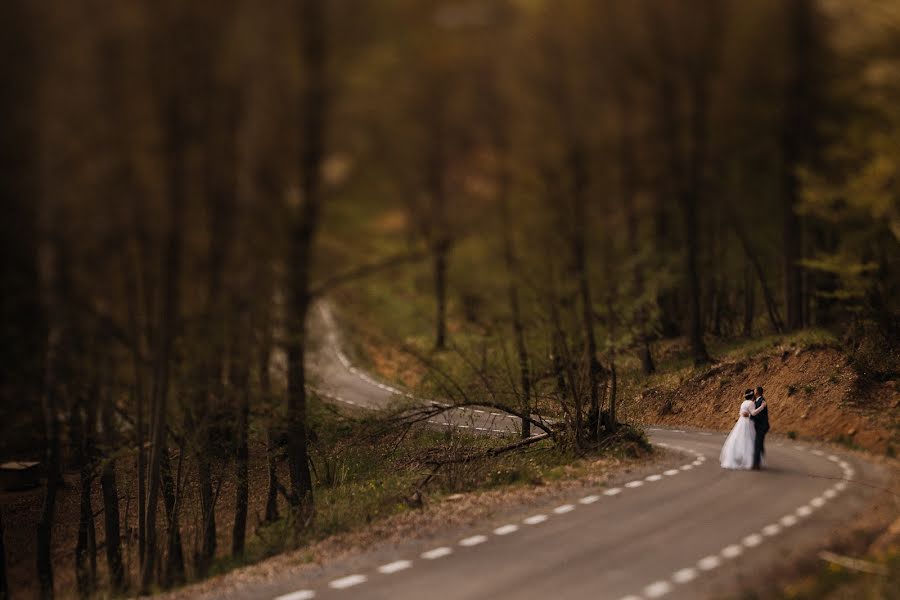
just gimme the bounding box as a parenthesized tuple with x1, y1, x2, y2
(720, 386, 769, 471)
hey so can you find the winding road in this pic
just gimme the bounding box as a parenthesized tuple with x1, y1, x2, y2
(252, 305, 888, 600)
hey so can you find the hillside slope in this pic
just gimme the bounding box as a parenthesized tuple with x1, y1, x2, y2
(622, 343, 899, 454)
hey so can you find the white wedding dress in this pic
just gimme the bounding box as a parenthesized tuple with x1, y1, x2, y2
(720, 400, 757, 470)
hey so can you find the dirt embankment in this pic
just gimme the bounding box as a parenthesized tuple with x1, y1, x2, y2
(624, 345, 900, 454)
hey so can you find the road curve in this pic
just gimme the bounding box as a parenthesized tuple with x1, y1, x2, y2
(259, 305, 889, 600)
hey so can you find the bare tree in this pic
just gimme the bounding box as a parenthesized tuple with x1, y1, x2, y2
(74, 376, 98, 598)
(284, 0, 328, 518)
(98, 361, 124, 592)
(782, 0, 824, 330)
(0, 507, 7, 600)
(141, 79, 187, 594)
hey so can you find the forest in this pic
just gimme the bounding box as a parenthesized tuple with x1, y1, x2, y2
(1, 0, 898, 598)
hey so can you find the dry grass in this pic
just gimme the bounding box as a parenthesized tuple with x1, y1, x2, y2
(620, 339, 899, 455)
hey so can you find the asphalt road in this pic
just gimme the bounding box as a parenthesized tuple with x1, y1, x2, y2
(257, 304, 889, 600)
(308, 303, 524, 435)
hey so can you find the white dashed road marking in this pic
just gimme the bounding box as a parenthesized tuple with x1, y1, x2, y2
(421, 547, 453, 560)
(328, 575, 367, 589)
(780, 515, 799, 527)
(672, 568, 697, 583)
(459, 535, 488, 547)
(644, 580, 673, 598)
(377, 560, 412, 574)
(284, 397, 857, 600)
(742, 534, 763, 547)
(275, 591, 315, 600)
(523, 514, 548, 525)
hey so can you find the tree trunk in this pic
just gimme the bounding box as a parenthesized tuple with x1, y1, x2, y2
(743, 261, 755, 336)
(569, 142, 603, 439)
(160, 449, 185, 586)
(75, 466, 96, 598)
(1, 0, 45, 478)
(141, 96, 185, 591)
(681, 60, 713, 365)
(0, 508, 8, 600)
(284, 0, 327, 520)
(100, 450, 123, 592)
(231, 326, 250, 557)
(782, 189, 803, 331)
(37, 332, 61, 600)
(724, 201, 784, 333)
(782, 0, 820, 331)
(499, 179, 531, 439)
(75, 400, 97, 598)
(608, 360, 618, 430)
(194, 92, 240, 574)
(123, 242, 148, 571)
(37, 243, 65, 600)
(617, 92, 655, 375)
(433, 240, 449, 351)
(260, 331, 279, 523)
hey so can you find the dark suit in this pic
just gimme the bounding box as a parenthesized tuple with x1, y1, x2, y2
(751, 395, 769, 468)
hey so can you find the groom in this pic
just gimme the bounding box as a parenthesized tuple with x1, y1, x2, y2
(751, 386, 769, 470)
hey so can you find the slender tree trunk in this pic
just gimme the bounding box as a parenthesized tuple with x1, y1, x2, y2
(608, 360, 618, 430)
(141, 96, 185, 591)
(499, 178, 531, 439)
(782, 0, 819, 331)
(100, 449, 123, 592)
(782, 190, 803, 331)
(681, 61, 713, 365)
(0, 508, 8, 600)
(160, 449, 185, 586)
(725, 201, 784, 332)
(433, 240, 449, 351)
(743, 261, 755, 336)
(75, 398, 97, 598)
(284, 0, 327, 519)
(37, 330, 61, 600)
(617, 93, 655, 375)
(195, 93, 240, 574)
(569, 142, 603, 439)
(423, 85, 450, 352)
(37, 239, 65, 600)
(124, 238, 148, 570)
(193, 399, 215, 576)
(260, 330, 279, 523)
(231, 322, 250, 556)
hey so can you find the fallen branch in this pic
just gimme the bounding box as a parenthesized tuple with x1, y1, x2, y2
(818, 551, 889, 575)
(425, 433, 550, 467)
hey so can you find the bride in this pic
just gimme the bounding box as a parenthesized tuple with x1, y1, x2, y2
(720, 389, 764, 470)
